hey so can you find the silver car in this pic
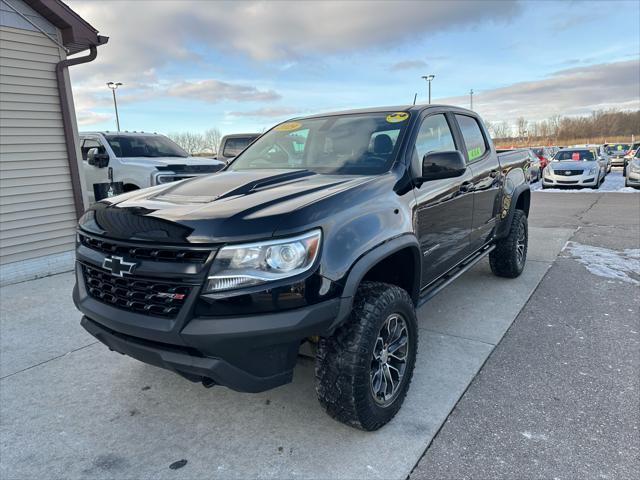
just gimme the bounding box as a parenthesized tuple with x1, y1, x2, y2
(542, 148, 605, 189)
(571, 144, 611, 173)
(606, 143, 631, 167)
(625, 149, 640, 189)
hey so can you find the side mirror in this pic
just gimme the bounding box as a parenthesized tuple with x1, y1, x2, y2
(420, 151, 466, 181)
(87, 147, 109, 168)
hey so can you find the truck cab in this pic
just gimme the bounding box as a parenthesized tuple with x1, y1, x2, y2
(79, 131, 226, 202)
(216, 133, 260, 163)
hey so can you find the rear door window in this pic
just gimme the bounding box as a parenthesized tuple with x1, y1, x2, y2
(455, 115, 487, 162)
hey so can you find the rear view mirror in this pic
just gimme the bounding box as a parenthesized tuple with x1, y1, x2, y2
(421, 151, 466, 181)
(87, 148, 110, 168)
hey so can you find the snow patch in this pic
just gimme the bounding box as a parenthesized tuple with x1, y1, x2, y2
(521, 431, 548, 441)
(564, 242, 640, 285)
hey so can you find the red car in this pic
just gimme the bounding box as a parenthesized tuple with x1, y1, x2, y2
(530, 147, 554, 170)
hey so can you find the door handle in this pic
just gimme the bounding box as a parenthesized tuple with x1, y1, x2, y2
(459, 181, 474, 193)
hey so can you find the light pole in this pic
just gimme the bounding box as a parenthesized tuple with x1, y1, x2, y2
(469, 89, 474, 110)
(106, 81, 122, 131)
(421, 74, 435, 104)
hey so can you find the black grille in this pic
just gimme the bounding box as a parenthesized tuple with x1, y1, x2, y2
(80, 234, 210, 263)
(82, 264, 191, 318)
(156, 164, 222, 173)
(556, 170, 583, 176)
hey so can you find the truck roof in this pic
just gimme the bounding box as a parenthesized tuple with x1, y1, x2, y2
(222, 133, 260, 138)
(79, 131, 163, 136)
(288, 104, 476, 120)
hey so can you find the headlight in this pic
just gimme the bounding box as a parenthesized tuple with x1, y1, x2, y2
(630, 162, 640, 173)
(155, 173, 178, 184)
(544, 167, 552, 177)
(588, 167, 597, 175)
(204, 229, 321, 293)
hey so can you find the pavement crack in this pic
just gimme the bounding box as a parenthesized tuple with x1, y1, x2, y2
(577, 194, 603, 223)
(0, 341, 99, 381)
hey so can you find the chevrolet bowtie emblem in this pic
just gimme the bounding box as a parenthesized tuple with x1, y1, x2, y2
(102, 256, 137, 277)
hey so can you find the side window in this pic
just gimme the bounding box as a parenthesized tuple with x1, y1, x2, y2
(455, 114, 487, 162)
(414, 114, 456, 163)
(81, 139, 102, 160)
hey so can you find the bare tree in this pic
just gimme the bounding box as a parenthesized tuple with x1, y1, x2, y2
(167, 131, 207, 154)
(516, 117, 528, 139)
(202, 128, 222, 154)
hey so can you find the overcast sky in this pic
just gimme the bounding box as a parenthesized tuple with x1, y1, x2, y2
(67, 0, 640, 136)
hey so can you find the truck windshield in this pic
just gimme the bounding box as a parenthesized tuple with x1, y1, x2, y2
(104, 135, 188, 158)
(228, 112, 410, 175)
(553, 150, 595, 161)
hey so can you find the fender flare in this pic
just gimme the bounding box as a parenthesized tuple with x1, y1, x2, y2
(328, 234, 421, 332)
(495, 183, 530, 239)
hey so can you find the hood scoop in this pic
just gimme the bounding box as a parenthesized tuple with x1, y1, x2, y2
(218, 169, 315, 198)
(150, 169, 316, 205)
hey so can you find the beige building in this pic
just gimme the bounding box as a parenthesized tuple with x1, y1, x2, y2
(0, 0, 107, 285)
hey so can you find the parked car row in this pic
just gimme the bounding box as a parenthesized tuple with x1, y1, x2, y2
(501, 141, 640, 190)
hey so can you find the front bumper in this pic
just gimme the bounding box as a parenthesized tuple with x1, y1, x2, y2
(75, 280, 341, 392)
(73, 227, 343, 393)
(542, 170, 599, 187)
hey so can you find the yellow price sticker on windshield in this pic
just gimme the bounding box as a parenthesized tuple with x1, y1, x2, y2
(386, 112, 409, 123)
(274, 122, 301, 132)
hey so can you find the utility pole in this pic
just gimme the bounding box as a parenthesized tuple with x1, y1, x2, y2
(421, 74, 435, 104)
(469, 89, 474, 110)
(106, 82, 122, 131)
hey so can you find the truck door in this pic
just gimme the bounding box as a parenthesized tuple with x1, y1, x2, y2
(411, 112, 474, 287)
(81, 137, 110, 203)
(454, 114, 501, 251)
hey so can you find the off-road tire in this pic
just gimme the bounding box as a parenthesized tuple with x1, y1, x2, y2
(315, 281, 418, 431)
(490, 209, 528, 278)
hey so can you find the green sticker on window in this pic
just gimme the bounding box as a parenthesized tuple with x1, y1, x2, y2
(468, 147, 483, 160)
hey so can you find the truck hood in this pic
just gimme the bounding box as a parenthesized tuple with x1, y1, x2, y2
(82, 169, 380, 243)
(119, 156, 225, 167)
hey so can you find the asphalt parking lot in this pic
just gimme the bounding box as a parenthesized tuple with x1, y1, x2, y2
(1, 190, 638, 480)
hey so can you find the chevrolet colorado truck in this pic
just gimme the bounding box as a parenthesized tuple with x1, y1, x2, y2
(80, 132, 226, 202)
(74, 105, 531, 431)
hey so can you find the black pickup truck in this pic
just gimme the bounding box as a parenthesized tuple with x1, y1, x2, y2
(74, 105, 531, 430)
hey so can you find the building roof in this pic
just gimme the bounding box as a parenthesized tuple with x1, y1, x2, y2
(23, 0, 107, 54)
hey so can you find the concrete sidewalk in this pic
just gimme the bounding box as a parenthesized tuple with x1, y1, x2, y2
(0, 192, 631, 480)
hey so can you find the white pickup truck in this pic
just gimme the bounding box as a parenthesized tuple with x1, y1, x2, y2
(79, 131, 226, 202)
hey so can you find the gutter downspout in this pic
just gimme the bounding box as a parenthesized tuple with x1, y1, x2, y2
(56, 45, 98, 218)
